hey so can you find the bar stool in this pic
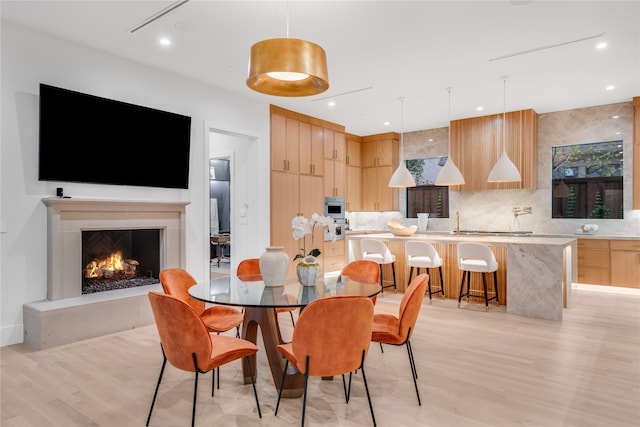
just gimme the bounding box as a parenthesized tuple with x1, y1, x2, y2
(360, 238, 396, 293)
(457, 242, 499, 311)
(405, 241, 444, 303)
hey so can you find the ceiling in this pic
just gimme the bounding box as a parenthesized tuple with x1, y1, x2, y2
(2, 0, 639, 136)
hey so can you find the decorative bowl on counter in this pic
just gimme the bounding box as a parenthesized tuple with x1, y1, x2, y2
(387, 220, 417, 236)
(581, 224, 598, 234)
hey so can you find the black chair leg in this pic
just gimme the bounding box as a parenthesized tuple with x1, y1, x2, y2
(146, 352, 167, 426)
(391, 262, 397, 291)
(245, 355, 262, 418)
(359, 350, 377, 427)
(406, 339, 421, 406)
(438, 266, 445, 297)
(301, 356, 311, 427)
(493, 270, 500, 305)
(408, 266, 414, 288)
(274, 359, 289, 415)
(289, 311, 296, 327)
(482, 272, 489, 310)
(191, 368, 199, 427)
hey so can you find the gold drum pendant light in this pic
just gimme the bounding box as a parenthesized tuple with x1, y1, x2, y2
(246, 2, 328, 97)
(388, 97, 416, 188)
(435, 87, 465, 186)
(488, 76, 521, 183)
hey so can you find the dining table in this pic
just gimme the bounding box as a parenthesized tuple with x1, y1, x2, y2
(189, 272, 381, 398)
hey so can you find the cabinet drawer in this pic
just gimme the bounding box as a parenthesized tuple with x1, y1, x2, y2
(577, 239, 609, 250)
(610, 240, 640, 251)
(578, 267, 610, 285)
(577, 249, 610, 268)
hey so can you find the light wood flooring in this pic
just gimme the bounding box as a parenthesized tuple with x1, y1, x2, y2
(2, 284, 639, 427)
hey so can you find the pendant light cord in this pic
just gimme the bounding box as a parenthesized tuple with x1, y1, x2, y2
(399, 96, 405, 161)
(447, 88, 452, 157)
(502, 77, 508, 154)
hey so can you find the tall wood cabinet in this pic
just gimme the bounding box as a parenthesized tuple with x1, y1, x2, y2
(323, 128, 345, 198)
(345, 133, 362, 211)
(361, 133, 398, 211)
(449, 109, 538, 191)
(633, 96, 639, 209)
(270, 105, 346, 276)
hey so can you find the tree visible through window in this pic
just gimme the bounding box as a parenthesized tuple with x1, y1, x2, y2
(551, 140, 623, 219)
(405, 157, 450, 219)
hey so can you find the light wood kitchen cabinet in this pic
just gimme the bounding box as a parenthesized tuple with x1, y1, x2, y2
(345, 133, 362, 211)
(346, 133, 361, 167)
(270, 105, 347, 278)
(299, 123, 323, 176)
(610, 240, 640, 288)
(361, 133, 398, 211)
(322, 239, 346, 273)
(577, 239, 610, 285)
(449, 109, 538, 191)
(323, 128, 345, 162)
(270, 113, 299, 174)
(324, 158, 345, 198)
(323, 129, 345, 198)
(362, 165, 394, 211)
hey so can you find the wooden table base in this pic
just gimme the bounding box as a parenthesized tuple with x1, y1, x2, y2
(241, 306, 305, 398)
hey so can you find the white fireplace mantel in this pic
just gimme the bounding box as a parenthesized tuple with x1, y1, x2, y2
(43, 197, 189, 300)
(23, 198, 189, 350)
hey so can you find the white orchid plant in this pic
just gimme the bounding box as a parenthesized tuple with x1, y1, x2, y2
(291, 213, 337, 265)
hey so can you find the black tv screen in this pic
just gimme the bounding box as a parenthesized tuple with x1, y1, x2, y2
(38, 83, 192, 189)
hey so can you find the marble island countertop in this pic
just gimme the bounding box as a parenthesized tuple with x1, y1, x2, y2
(346, 229, 640, 241)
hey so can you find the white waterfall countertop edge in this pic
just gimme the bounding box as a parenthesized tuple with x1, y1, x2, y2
(346, 232, 576, 321)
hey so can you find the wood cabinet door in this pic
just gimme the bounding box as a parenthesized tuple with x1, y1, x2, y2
(376, 165, 394, 210)
(610, 240, 640, 287)
(270, 113, 288, 172)
(361, 167, 378, 210)
(346, 165, 362, 211)
(346, 135, 361, 167)
(270, 172, 300, 262)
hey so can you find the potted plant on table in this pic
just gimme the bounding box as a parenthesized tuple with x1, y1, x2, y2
(291, 213, 336, 286)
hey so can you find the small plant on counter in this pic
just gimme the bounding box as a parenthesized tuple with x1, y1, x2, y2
(291, 213, 336, 263)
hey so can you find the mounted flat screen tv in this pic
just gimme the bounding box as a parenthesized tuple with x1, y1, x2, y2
(38, 83, 192, 189)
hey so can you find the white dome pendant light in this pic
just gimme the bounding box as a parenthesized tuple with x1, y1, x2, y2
(388, 97, 417, 188)
(435, 87, 465, 186)
(488, 76, 521, 183)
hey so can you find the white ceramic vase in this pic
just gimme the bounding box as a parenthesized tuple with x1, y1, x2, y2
(417, 213, 429, 232)
(259, 246, 289, 287)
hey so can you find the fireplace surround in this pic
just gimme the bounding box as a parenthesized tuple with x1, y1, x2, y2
(23, 198, 188, 349)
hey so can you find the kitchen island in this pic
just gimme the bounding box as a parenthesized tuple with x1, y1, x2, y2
(346, 232, 577, 321)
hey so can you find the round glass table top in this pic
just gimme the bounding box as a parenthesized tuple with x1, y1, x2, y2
(189, 273, 381, 309)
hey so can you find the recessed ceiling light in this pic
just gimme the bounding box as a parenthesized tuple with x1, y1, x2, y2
(606, 85, 615, 91)
(476, 106, 484, 111)
(611, 115, 620, 119)
(596, 42, 608, 49)
(384, 121, 390, 126)
(328, 101, 335, 107)
(159, 38, 171, 46)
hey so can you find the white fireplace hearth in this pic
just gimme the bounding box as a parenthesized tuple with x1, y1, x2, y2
(23, 198, 189, 349)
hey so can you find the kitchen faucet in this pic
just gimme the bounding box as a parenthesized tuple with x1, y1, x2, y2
(512, 206, 532, 231)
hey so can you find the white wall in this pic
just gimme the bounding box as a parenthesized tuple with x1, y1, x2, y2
(0, 23, 270, 346)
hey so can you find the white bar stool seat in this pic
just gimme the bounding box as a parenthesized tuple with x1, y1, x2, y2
(360, 238, 397, 293)
(405, 241, 444, 303)
(457, 242, 499, 311)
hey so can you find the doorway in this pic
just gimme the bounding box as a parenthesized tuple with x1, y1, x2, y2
(209, 157, 231, 273)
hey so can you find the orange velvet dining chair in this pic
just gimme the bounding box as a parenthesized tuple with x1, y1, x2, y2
(371, 273, 429, 406)
(237, 258, 297, 327)
(159, 268, 244, 393)
(146, 292, 261, 427)
(274, 296, 377, 427)
(341, 259, 381, 305)
(159, 268, 243, 337)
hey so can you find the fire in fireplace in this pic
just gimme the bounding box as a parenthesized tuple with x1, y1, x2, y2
(82, 229, 161, 294)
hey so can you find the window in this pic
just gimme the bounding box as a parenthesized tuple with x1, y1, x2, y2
(551, 140, 623, 219)
(405, 157, 450, 218)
